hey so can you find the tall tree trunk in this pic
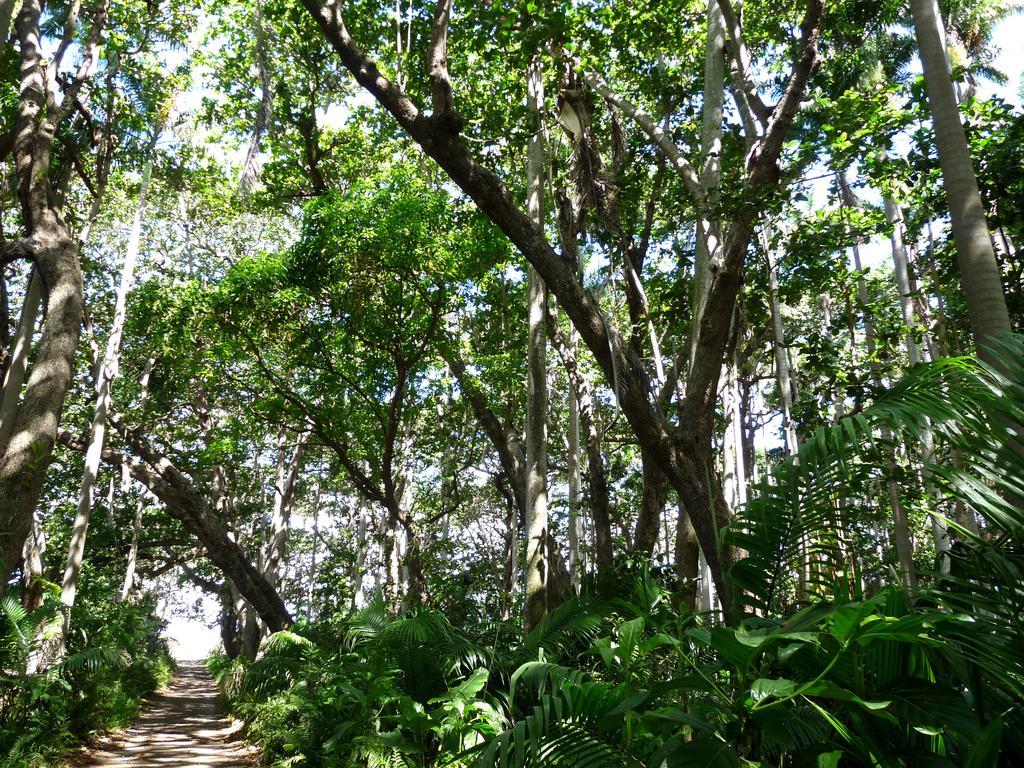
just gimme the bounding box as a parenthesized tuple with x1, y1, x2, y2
(767, 249, 799, 453)
(230, 579, 261, 660)
(119, 358, 155, 602)
(767, 249, 810, 594)
(499, 479, 518, 620)
(219, 587, 243, 659)
(690, 0, 725, 362)
(351, 496, 368, 609)
(264, 428, 306, 589)
(385, 515, 399, 603)
(566, 333, 582, 594)
(401, 523, 427, 609)
(59, 145, 154, 633)
(0, 276, 8, 374)
(0, 0, 102, 597)
(20, 512, 45, 611)
(819, 295, 862, 594)
(839, 175, 915, 587)
(304, 477, 321, 618)
(633, 452, 669, 555)
(547, 318, 613, 567)
(675, 501, 699, 610)
(549, 194, 614, 570)
(119, 494, 145, 602)
(524, 58, 549, 630)
(721, 343, 747, 511)
(885, 197, 949, 564)
(390, 453, 427, 608)
(680, 0, 728, 614)
(909, 0, 1011, 361)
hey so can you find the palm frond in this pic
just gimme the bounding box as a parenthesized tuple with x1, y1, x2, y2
(729, 335, 1024, 617)
(61, 646, 131, 674)
(471, 678, 638, 768)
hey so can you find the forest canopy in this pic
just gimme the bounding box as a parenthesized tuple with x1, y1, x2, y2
(1, 0, 1023, 765)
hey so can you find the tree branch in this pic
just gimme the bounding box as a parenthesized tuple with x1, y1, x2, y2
(58, 420, 293, 631)
(441, 339, 527, 515)
(52, 0, 109, 124)
(427, 0, 454, 116)
(51, 0, 83, 74)
(578, 69, 705, 207)
(0, 238, 33, 266)
(716, 0, 772, 127)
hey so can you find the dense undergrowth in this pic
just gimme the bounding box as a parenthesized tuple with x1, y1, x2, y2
(210, 342, 1024, 767)
(210, 571, 1021, 768)
(0, 589, 174, 768)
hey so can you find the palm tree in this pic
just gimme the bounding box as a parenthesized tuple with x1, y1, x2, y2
(909, 0, 1011, 362)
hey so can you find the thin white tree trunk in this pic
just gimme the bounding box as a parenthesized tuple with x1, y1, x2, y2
(690, 0, 725, 361)
(59, 149, 155, 637)
(524, 57, 549, 630)
(119, 498, 145, 602)
(388, 517, 401, 602)
(722, 349, 747, 511)
(698, 548, 714, 614)
(767, 251, 799, 454)
(567, 327, 581, 594)
(304, 477, 321, 619)
(20, 511, 46, 611)
(886, 197, 950, 564)
(765, 232, 812, 599)
(841, 177, 915, 587)
(0, 271, 42, 450)
(819, 295, 861, 593)
(375, 510, 387, 596)
(264, 428, 306, 589)
(119, 358, 154, 602)
(688, 0, 726, 617)
(352, 496, 368, 609)
(886, 197, 923, 364)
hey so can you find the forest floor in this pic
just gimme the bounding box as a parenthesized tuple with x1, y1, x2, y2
(72, 661, 256, 767)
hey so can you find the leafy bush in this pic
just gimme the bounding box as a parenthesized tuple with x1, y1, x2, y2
(0, 590, 175, 768)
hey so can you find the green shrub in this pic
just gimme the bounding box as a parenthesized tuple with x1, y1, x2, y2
(0, 592, 175, 767)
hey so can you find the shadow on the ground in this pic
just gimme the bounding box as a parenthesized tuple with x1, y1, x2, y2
(72, 661, 255, 767)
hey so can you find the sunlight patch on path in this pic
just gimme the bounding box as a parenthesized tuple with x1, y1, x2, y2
(75, 662, 255, 768)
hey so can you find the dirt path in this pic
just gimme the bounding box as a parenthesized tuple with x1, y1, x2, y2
(76, 661, 255, 767)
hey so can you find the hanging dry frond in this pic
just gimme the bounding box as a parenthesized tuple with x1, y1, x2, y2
(239, 0, 273, 197)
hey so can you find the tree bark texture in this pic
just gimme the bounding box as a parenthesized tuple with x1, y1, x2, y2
(909, 0, 1011, 360)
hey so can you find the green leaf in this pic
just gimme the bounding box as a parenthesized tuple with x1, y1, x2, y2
(880, 680, 978, 737)
(804, 681, 893, 715)
(750, 678, 797, 703)
(963, 716, 1003, 768)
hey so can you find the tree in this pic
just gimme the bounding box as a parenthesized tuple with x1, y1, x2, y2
(0, 0, 99, 593)
(909, 0, 1011, 359)
(300, 0, 825, 616)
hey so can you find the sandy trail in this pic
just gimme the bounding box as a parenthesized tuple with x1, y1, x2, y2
(75, 661, 254, 767)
